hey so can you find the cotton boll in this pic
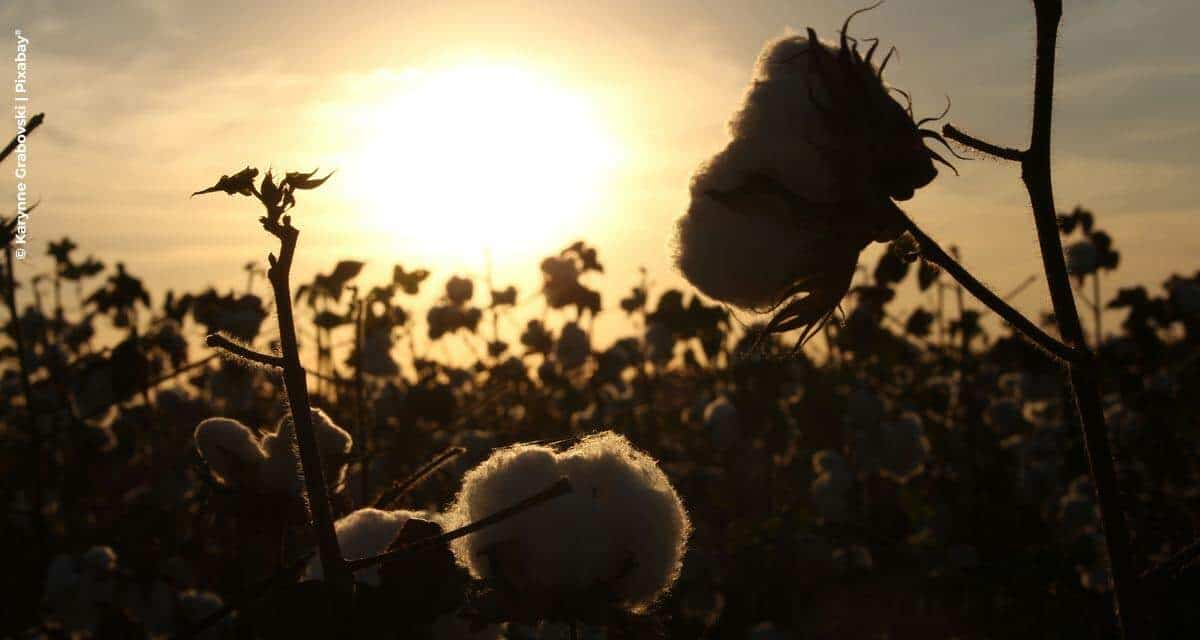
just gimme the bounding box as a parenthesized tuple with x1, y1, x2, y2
(810, 458, 853, 525)
(259, 419, 304, 496)
(194, 418, 268, 486)
(305, 508, 429, 587)
(673, 31, 930, 314)
(259, 409, 355, 495)
(845, 386, 884, 430)
(703, 397, 741, 451)
(445, 432, 691, 613)
(556, 322, 591, 370)
(310, 408, 354, 490)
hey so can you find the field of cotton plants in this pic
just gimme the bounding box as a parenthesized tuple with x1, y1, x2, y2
(5, 1, 1200, 638)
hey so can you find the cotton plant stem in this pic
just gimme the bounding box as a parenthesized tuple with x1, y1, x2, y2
(944, 1, 1143, 634)
(1023, 2, 1142, 634)
(901, 215, 1078, 363)
(262, 217, 355, 600)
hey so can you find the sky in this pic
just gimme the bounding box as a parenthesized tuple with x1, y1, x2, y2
(3, 0, 1199, 351)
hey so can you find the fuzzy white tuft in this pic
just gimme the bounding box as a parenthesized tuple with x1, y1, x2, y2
(194, 418, 268, 485)
(444, 431, 691, 612)
(305, 507, 431, 587)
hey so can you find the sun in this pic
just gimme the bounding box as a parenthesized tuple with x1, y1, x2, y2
(344, 63, 622, 271)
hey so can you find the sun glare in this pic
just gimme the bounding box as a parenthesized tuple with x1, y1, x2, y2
(345, 63, 622, 271)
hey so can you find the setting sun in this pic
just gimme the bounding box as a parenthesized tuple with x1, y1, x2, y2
(344, 63, 622, 269)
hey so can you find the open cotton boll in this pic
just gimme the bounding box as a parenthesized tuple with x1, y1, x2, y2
(305, 508, 431, 587)
(258, 409, 354, 495)
(445, 431, 691, 613)
(194, 418, 268, 486)
(259, 418, 304, 496)
(310, 408, 354, 489)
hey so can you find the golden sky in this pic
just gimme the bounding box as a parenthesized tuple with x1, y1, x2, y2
(4, 0, 1199, 346)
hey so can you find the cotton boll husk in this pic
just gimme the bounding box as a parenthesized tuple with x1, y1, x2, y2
(445, 432, 691, 612)
(702, 397, 741, 451)
(194, 418, 268, 486)
(305, 508, 431, 587)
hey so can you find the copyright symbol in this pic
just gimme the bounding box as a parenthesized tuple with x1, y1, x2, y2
(14, 248, 25, 259)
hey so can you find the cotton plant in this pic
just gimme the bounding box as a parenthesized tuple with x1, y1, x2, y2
(670, 2, 1145, 631)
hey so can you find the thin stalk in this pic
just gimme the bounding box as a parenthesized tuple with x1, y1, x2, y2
(945, 1, 1143, 634)
(1024, 3, 1141, 635)
(1093, 272, 1102, 348)
(902, 214, 1078, 363)
(372, 445, 465, 510)
(262, 216, 354, 599)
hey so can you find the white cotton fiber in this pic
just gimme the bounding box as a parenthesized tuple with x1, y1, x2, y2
(305, 507, 431, 587)
(194, 418, 268, 485)
(444, 431, 691, 612)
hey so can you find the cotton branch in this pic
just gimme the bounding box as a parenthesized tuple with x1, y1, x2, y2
(205, 333, 283, 368)
(349, 477, 572, 572)
(901, 214, 1079, 363)
(942, 124, 1024, 162)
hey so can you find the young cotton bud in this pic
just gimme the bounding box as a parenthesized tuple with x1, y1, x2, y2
(193, 418, 268, 486)
(444, 431, 691, 613)
(305, 507, 431, 587)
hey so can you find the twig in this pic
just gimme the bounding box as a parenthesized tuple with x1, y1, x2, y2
(902, 214, 1078, 363)
(0, 112, 43, 164)
(372, 445, 466, 509)
(205, 333, 283, 368)
(348, 477, 572, 572)
(942, 123, 1024, 162)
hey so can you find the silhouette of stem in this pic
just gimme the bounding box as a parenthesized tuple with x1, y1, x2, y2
(349, 477, 572, 572)
(0, 112, 42, 164)
(942, 124, 1024, 162)
(260, 214, 355, 600)
(902, 214, 1078, 363)
(949, 1, 1144, 635)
